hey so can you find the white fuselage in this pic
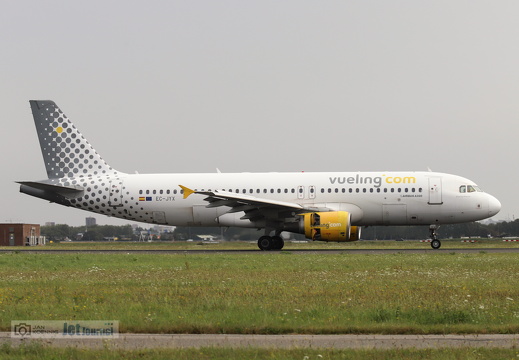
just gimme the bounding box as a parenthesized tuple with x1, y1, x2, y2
(108, 171, 500, 227)
(22, 100, 503, 249)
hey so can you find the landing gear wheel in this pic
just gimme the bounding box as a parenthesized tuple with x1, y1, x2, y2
(271, 235, 285, 250)
(431, 239, 441, 249)
(428, 225, 441, 249)
(258, 236, 273, 251)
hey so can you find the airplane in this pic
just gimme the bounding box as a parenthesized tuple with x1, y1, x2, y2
(18, 100, 501, 250)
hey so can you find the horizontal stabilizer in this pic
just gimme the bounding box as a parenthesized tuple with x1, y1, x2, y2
(17, 181, 84, 198)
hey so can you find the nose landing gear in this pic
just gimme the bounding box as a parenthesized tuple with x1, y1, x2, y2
(429, 225, 441, 249)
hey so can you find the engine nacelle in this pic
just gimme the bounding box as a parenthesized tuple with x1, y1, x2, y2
(301, 211, 358, 242)
(349, 225, 361, 241)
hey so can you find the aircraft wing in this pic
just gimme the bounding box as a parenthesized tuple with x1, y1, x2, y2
(179, 185, 306, 222)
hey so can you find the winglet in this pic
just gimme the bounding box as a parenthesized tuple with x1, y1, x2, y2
(179, 185, 195, 199)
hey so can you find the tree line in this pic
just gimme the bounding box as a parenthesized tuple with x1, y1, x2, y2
(41, 219, 517, 242)
(41, 224, 138, 242)
(173, 220, 517, 241)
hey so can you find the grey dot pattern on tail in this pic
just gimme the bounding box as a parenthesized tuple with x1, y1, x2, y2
(29, 101, 156, 223)
(32, 101, 117, 179)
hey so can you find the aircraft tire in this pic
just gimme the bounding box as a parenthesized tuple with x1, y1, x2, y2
(431, 239, 441, 249)
(271, 236, 284, 250)
(258, 236, 273, 251)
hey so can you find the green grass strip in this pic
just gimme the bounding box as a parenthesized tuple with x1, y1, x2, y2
(1, 343, 519, 360)
(1, 252, 519, 334)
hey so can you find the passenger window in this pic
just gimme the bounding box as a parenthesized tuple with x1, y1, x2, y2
(460, 185, 466, 193)
(349, 189, 353, 193)
(146, 190, 150, 195)
(356, 188, 360, 193)
(370, 188, 373, 193)
(139, 190, 143, 195)
(335, 188, 339, 193)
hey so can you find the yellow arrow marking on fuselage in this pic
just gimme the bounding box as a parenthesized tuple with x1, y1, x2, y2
(178, 185, 195, 199)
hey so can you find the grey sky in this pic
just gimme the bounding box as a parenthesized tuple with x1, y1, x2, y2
(1, 1, 517, 226)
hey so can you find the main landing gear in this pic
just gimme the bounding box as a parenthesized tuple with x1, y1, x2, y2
(257, 235, 285, 251)
(429, 225, 441, 249)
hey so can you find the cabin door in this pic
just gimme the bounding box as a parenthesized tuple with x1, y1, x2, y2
(428, 177, 443, 205)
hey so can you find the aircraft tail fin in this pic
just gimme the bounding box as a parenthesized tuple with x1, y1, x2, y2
(29, 100, 119, 179)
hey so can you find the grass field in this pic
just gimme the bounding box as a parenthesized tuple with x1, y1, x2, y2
(1, 343, 519, 360)
(1, 245, 519, 335)
(3, 238, 519, 250)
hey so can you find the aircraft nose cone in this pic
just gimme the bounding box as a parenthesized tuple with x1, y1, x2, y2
(488, 195, 501, 217)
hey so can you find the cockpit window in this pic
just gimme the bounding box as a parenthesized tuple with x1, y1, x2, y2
(460, 184, 482, 193)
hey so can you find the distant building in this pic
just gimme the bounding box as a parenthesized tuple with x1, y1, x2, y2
(0, 224, 46, 246)
(152, 225, 174, 233)
(198, 235, 217, 241)
(45, 222, 55, 227)
(86, 217, 97, 227)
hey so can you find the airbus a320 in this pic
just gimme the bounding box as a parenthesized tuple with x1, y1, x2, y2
(18, 101, 501, 250)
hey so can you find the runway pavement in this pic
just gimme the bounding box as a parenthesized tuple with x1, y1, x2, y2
(1, 248, 519, 254)
(2, 333, 519, 349)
